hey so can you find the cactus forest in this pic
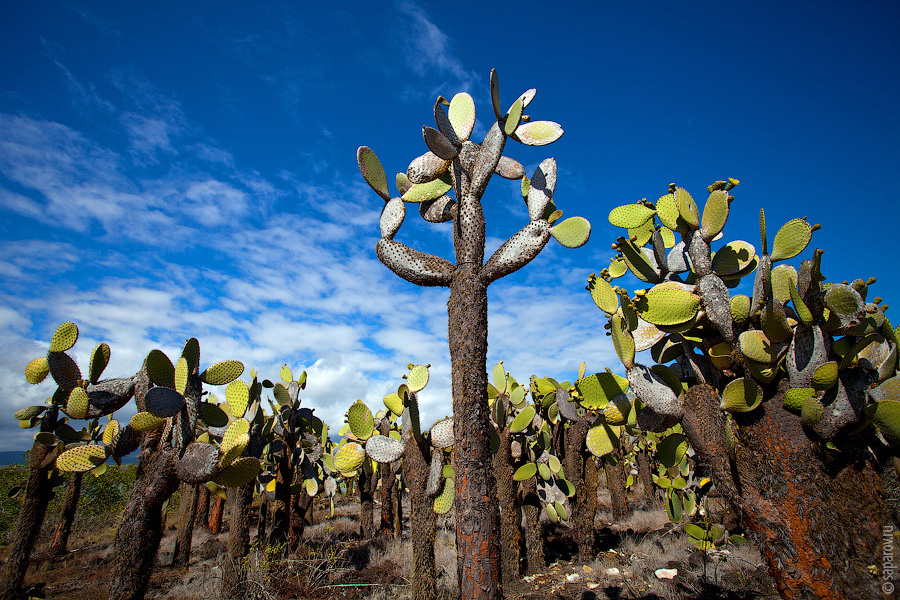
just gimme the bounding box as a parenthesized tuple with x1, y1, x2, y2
(1, 71, 898, 600)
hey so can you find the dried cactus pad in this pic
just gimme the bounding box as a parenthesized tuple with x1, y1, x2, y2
(25, 357, 49, 385)
(201, 360, 244, 386)
(49, 321, 79, 353)
(145, 386, 186, 418)
(334, 442, 366, 474)
(357, 146, 390, 201)
(608, 204, 656, 229)
(721, 378, 763, 413)
(433, 477, 455, 514)
(380, 197, 406, 239)
(430, 417, 454, 448)
(550, 217, 591, 249)
(347, 401, 375, 440)
(407, 365, 429, 392)
(216, 457, 261, 488)
(365, 434, 405, 463)
(57, 444, 107, 473)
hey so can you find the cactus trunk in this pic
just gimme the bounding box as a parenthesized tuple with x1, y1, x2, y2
(565, 418, 597, 560)
(108, 448, 179, 600)
(0, 406, 59, 600)
(196, 484, 210, 530)
(637, 447, 656, 507)
(208, 496, 225, 535)
(268, 452, 292, 547)
(172, 482, 199, 567)
(255, 495, 268, 545)
(402, 407, 436, 600)
(221, 482, 253, 595)
(49, 468, 83, 557)
(578, 456, 599, 564)
(492, 427, 520, 580)
(605, 453, 628, 523)
(449, 266, 502, 600)
(520, 475, 544, 574)
(358, 457, 376, 539)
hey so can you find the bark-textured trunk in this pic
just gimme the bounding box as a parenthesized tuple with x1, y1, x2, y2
(637, 446, 656, 506)
(564, 419, 595, 561)
(392, 471, 403, 538)
(49, 468, 83, 556)
(268, 452, 292, 548)
(255, 495, 268, 546)
(449, 266, 502, 600)
(289, 492, 313, 550)
(605, 452, 629, 523)
(196, 484, 210, 531)
(108, 448, 180, 600)
(172, 483, 199, 567)
(1, 406, 59, 600)
(208, 496, 225, 535)
(577, 456, 599, 564)
(403, 405, 436, 600)
(682, 382, 889, 599)
(221, 483, 254, 595)
(520, 474, 544, 574)
(359, 457, 376, 539)
(492, 427, 520, 580)
(378, 419, 397, 537)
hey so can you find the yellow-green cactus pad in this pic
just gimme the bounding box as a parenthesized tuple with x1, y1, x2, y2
(783, 387, 815, 412)
(608, 203, 656, 229)
(199, 402, 229, 428)
(513, 120, 563, 146)
(712, 241, 756, 277)
(634, 285, 701, 327)
(761, 301, 792, 343)
(365, 434, 405, 463)
(48, 352, 81, 389)
(273, 382, 291, 406)
(649, 364, 684, 397)
(89, 343, 111, 384)
(709, 342, 733, 370)
(721, 378, 762, 413)
(181, 337, 200, 373)
(867, 401, 900, 446)
(656, 433, 688, 468)
(603, 394, 631, 425)
(674, 187, 699, 229)
(201, 360, 244, 386)
(801, 395, 825, 428)
(357, 146, 390, 201)
(383, 392, 403, 417)
(513, 462, 537, 481)
(222, 419, 250, 456)
(770, 264, 798, 304)
(586, 423, 618, 457)
(225, 380, 249, 419)
(655, 192, 680, 231)
(102, 419, 120, 446)
(14, 406, 46, 421)
(146, 350, 175, 389)
(701, 190, 730, 241)
(608, 255, 628, 279)
(57, 444, 107, 473)
(812, 361, 839, 390)
(611, 313, 636, 369)
(34, 431, 56, 445)
(588, 274, 619, 315)
(433, 477, 454, 514)
(738, 330, 787, 365)
(770, 218, 813, 262)
(554, 501, 568, 521)
(216, 457, 261, 488)
(492, 362, 507, 393)
(25, 357, 50, 385)
(730, 295, 752, 324)
(174, 357, 189, 396)
(334, 442, 366, 474)
(407, 365, 429, 392)
(145, 386, 185, 418)
(619, 238, 660, 283)
(219, 432, 249, 468)
(347, 401, 375, 440)
(503, 97, 523, 135)
(628, 217, 656, 247)
(745, 358, 779, 384)
(510, 405, 536, 433)
(546, 502, 559, 523)
(790, 285, 813, 328)
(402, 170, 453, 203)
(66, 387, 90, 420)
(430, 418, 454, 449)
(575, 372, 629, 410)
(49, 322, 79, 353)
(824, 283, 864, 317)
(280, 364, 293, 384)
(448, 92, 475, 141)
(550, 217, 591, 249)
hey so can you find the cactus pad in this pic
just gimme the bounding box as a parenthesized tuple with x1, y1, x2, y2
(588, 274, 619, 315)
(447, 92, 475, 141)
(610, 313, 636, 368)
(575, 372, 629, 410)
(47, 351, 81, 390)
(770, 264, 798, 304)
(407, 365, 429, 392)
(14, 406, 46, 421)
(25, 357, 50, 385)
(102, 419, 120, 445)
(701, 190, 730, 241)
(334, 442, 366, 475)
(513, 462, 537, 481)
(216, 457, 261, 488)
(402, 171, 453, 203)
(56, 444, 107, 473)
(783, 387, 815, 412)
(550, 216, 591, 248)
(129, 411, 165, 432)
(738, 330, 787, 365)
(513, 120, 563, 146)
(146, 350, 175, 388)
(721, 378, 763, 413)
(812, 361, 839, 390)
(674, 187, 699, 229)
(49, 322, 79, 353)
(867, 401, 900, 446)
(510, 405, 536, 433)
(433, 477, 455, 514)
(66, 387, 90, 419)
(634, 286, 701, 326)
(383, 392, 404, 417)
(225, 380, 249, 419)
(347, 401, 375, 440)
(145, 386, 186, 418)
(608, 204, 656, 229)
(801, 395, 825, 427)
(365, 434, 405, 463)
(430, 417, 454, 448)
(174, 357, 189, 395)
(656, 433, 688, 468)
(357, 146, 390, 201)
(380, 197, 406, 239)
(88, 343, 111, 384)
(199, 402, 229, 428)
(711, 241, 756, 277)
(201, 360, 244, 386)
(586, 423, 617, 457)
(824, 284, 864, 317)
(770, 218, 813, 262)
(219, 432, 249, 468)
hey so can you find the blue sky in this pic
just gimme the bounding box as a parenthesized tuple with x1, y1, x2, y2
(0, 1, 897, 451)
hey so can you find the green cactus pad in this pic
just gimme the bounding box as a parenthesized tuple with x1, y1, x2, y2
(503, 97, 523, 135)
(745, 358, 779, 384)
(347, 401, 375, 440)
(721, 378, 763, 413)
(674, 187, 699, 229)
(216, 457, 261, 488)
(383, 392, 403, 417)
(430, 418, 454, 449)
(174, 357, 189, 396)
(88, 343, 111, 384)
(357, 146, 390, 201)
(66, 387, 90, 420)
(513, 462, 537, 481)
(608, 204, 656, 229)
(401, 170, 453, 203)
(608, 256, 628, 279)
(201, 360, 244, 386)
(701, 190, 730, 241)
(225, 380, 249, 419)
(56, 444, 107, 473)
(407, 365, 429, 392)
(550, 216, 591, 249)
(222, 419, 250, 454)
(770, 218, 813, 262)
(25, 357, 50, 385)
(575, 372, 629, 410)
(812, 361, 839, 390)
(513, 120, 564, 146)
(433, 477, 454, 514)
(824, 283, 864, 317)
(634, 285, 701, 327)
(199, 402, 229, 428)
(145, 386, 185, 418)
(129, 411, 165, 432)
(655, 193, 680, 231)
(603, 394, 631, 425)
(510, 405, 536, 433)
(102, 419, 120, 445)
(448, 92, 476, 141)
(866, 401, 900, 446)
(611, 313, 636, 368)
(396, 172, 412, 195)
(146, 350, 175, 388)
(272, 382, 291, 406)
(770, 264, 798, 304)
(801, 395, 825, 428)
(657, 433, 688, 468)
(761, 301, 792, 343)
(783, 387, 815, 412)
(545, 502, 559, 523)
(628, 218, 656, 247)
(730, 295, 751, 324)
(738, 330, 787, 365)
(619, 238, 660, 283)
(711, 241, 756, 277)
(334, 442, 366, 474)
(491, 362, 507, 392)
(586, 423, 617, 457)
(48, 352, 81, 390)
(49, 322, 79, 353)
(588, 274, 619, 315)
(181, 338, 200, 373)
(553, 500, 568, 521)
(14, 406, 46, 421)
(219, 432, 249, 468)
(365, 434, 405, 463)
(709, 342, 733, 370)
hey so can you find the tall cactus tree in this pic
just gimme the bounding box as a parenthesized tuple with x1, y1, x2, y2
(358, 69, 590, 598)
